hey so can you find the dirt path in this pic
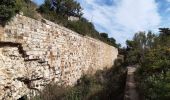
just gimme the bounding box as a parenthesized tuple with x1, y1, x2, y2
(124, 67, 139, 100)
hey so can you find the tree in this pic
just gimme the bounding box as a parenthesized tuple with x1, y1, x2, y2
(125, 32, 149, 65)
(100, 33, 108, 38)
(39, 0, 83, 17)
(109, 37, 119, 47)
(38, 0, 118, 47)
(126, 40, 136, 49)
(133, 32, 146, 49)
(39, 0, 51, 13)
(132, 29, 170, 100)
(146, 31, 155, 49)
(158, 28, 170, 47)
(126, 40, 139, 65)
(64, 0, 83, 17)
(159, 28, 170, 36)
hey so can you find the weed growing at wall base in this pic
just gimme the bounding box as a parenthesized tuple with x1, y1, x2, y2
(32, 60, 127, 100)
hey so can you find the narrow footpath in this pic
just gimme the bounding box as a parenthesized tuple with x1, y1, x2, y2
(124, 67, 139, 100)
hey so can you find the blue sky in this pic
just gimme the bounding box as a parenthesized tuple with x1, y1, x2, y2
(33, 0, 170, 46)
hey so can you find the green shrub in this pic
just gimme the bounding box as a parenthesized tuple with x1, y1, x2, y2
(19, 0, 39, 19)
(0, 0, 17, 25)
(38, 0, 119, 47)
(32, 60, 127, 100)
(0, 0, 119, 47)
(66, 18, 100, 36)
(0, 0, 39, 25)
(136, 68, 170, 100)
(33, 84, 68, 100)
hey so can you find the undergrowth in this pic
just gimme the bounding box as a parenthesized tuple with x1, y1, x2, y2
(32, 59, 127, 100)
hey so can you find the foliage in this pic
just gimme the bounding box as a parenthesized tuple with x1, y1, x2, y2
(18, 0, 39, 19)
(0, 0, 119, 47)
(100, 33, 108, 38)
(32, 60, 127, 100)
(125, 31, 157, 65)
(66, 18, 99, 36)
(56, 0, 83, 17)
(38, 0, 119, 47)
(126, 28, 170, 100)
(38, 0, 66, 24)
(46, 0, 83, 17)
(0, 0, 17, 24)
(38, 0, 82, 24)
(0, 0, 39, 25)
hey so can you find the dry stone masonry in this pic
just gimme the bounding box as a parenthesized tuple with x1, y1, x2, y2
(0, 14, 118, 100)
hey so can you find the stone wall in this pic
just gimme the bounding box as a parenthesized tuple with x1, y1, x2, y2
(0, 14, 118, 100)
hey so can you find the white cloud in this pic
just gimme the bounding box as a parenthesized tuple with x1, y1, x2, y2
(166, 7, 170, 12)
(115, 0, 160, 31)
(166, 0, 170, 2)
(77, 0, 161, 46)
(165, 0, 170, 13)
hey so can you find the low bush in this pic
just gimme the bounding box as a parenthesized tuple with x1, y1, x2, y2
(38, 0, 119, 47)
(32, 60, 127, 100)
(19, 0, 39, 20)
(0, 0, 119, 47)
(0, 0, 39, 25)
(135, 66, 170, 100)
(0, 0, 17, 25)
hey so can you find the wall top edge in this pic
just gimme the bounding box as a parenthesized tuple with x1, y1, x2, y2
(6, 14, 117, 50)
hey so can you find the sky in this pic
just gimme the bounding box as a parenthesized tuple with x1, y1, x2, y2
(33, 0, 170, 46)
